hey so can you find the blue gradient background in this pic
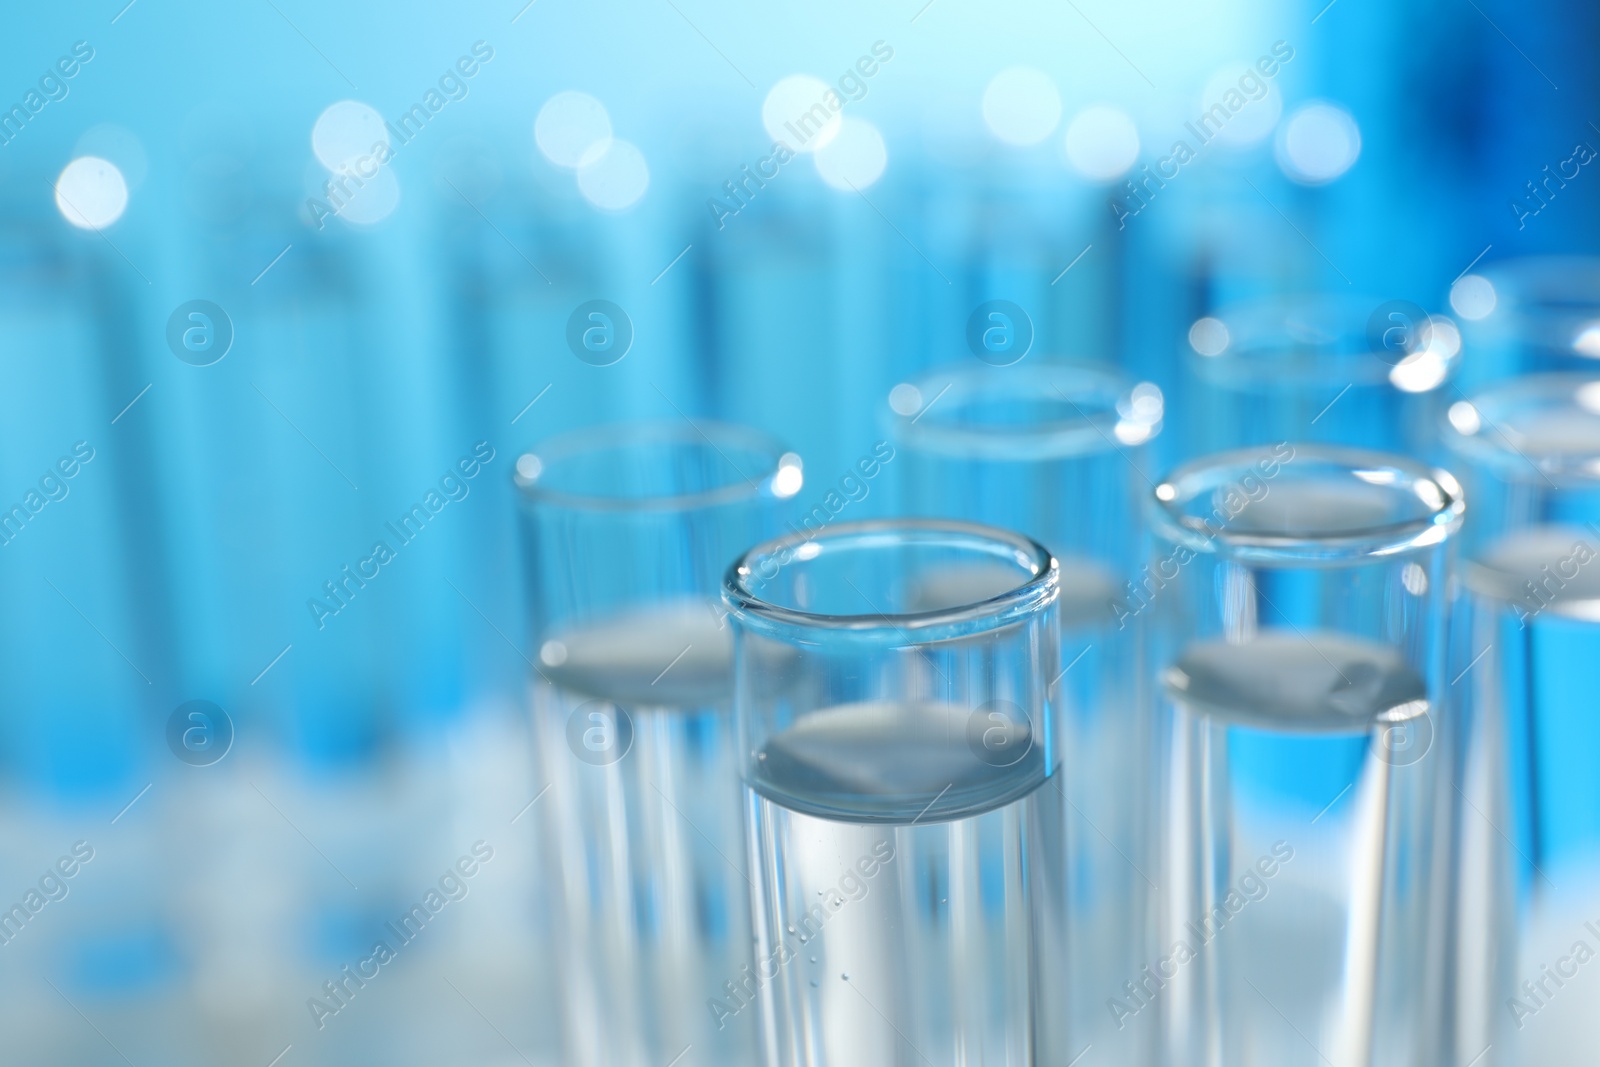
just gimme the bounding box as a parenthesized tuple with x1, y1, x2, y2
(0, 0, 1595, 1062)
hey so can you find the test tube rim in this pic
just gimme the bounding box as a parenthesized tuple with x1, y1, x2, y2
(1149, 443, 1465, 564)
(513, 419, 792, 513)
(888, 359, 1159, 460)
(1441, 372, 1600, 484)
(723, 517, 1058, 639)
(1190, 291, 1456, 389)
(1469, 255, 1600, 353)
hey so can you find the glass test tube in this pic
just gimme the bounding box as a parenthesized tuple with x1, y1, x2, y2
(0, 217, 154, 790)
(0, 207, 172, 1047)
(1148, 446, 1463, 1067)
(725, 519, 1063, 1067)
(1442, 375, 1600, 1065)
(1182, 294, 1461, 461)
(1454, 257, 1600, 389)
(516, 421, 797, 1067)
(891, 360, 1163, 1062)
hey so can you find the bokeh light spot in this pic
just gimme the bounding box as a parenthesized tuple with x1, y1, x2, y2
(773, 453, 805, 498)
(1198, 66, 1282, 147)
(536, 91, 613, 169)
(1276, 102, 1361, 184)
(312, 100, 388, 171)
(337, 166, 401, 226)
(1448, 274, 1497, 321)
(889, 383, 923, 416)
(55, 156, 129, 230)
(576, 139, 650, 210)
(1063, 106, 1140, 181)
(763, 75, 842, 153)
(982, 68, 1061, 147)
(1188, 317, 1230, 356)
(814, 118, 887, 191)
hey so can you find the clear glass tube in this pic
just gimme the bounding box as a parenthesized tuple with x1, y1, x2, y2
(0, 222, 156, 795)
(1455, 257, 1600, 389)
(1147, 445, 1463, 1067)
(1442, 375, 1600, 1065)
(516, 421, 799, 1067)
(724, 520, 1063, 1067)
(1182, 294, 1461, 460)
(890, 360, 1162, 1062)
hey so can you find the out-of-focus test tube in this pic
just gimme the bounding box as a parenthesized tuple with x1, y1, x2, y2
(0, 211, 158, 794)
(1454, 257, 1600, 389)
(1148, 445, 1463, 1067)
(724, 519, 1063, 1067)
(161, 187, 396, 765)
(516, 422, 797, 1067)
(0, 202, 185, 1059)
(1442, 375, 1600, 1065)
(1182, 294, 1461, 460)
(437, 188, 633, 730)
(890, 360, 1162, 1062)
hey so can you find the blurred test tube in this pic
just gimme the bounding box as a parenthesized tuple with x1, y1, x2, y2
(1181, 293, 1461, 461)
(0, 206, 160, 795)
(890, 360, 1163, 1062)
(1148, 446, 1462, 1067)
(515, 421, 797, 1067)
(1452, 257, 1600, 390)
(1442, 374, 1600, 1065)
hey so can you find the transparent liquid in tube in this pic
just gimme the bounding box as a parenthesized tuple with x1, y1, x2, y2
(1162, 630, 1436, 1067)
(747, 699, 1062, 1067)
(532, 600, 756, 1067)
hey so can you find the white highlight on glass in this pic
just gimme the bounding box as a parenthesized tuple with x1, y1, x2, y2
(1428, 316, 1461, 358)
(1390, 316, 1458, 393)
(888, 383, 923, 416)
(1276, 102, 1361, 185)
(576, 139, 649, 210)
(536, 91, 613, 169)
(762, 75, 842, 153)
(1447, 401, 1481, 436)
(1575, 321, 1600, 359)
(981, 67, 1062, 147)
(1353, 467, 1398, 487)
(55, 156, 128, 230)
(1116, 382, 1164, 444)
(814, 118, 887, 191)
(1129, 382, 1165, 419)
(773, 453, 805, 498)
(1188, 316, 1231, 356)
(312, 100, 388, 171)
(1576, 381, 1600, 413)
(1401, 562, 1429, 596)
(1199, 66, 1283, 147)
(1063, 105, 1140, 181)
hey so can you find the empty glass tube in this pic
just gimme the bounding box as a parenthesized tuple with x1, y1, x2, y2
(1442, 375, 1600, 1065)
(1182, 294, 1461, 460)
(1147, 445, 1463, 1067)
(891, 360, 1163, 1062)
(724, 520, 1064, 1067)
(516, 421, 799, 1067)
